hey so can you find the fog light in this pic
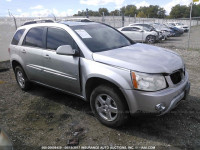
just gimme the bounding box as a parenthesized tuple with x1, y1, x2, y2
(155, 103, 166, 112)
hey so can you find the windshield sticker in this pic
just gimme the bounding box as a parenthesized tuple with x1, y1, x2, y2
(75, 30, 92, 39)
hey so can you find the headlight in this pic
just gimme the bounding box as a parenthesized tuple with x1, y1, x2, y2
(131, 71, 167, 91)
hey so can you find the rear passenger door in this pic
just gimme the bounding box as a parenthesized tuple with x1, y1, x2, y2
(42, 27, 81, 94)
(21, 27, 46, 82)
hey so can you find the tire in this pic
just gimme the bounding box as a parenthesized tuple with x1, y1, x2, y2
(146, 35, 156, 44)
(90, 84, 129, 127)
(14, 66, 31, 91)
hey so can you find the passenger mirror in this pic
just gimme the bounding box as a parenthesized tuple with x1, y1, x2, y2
(56, 45, 75, 55)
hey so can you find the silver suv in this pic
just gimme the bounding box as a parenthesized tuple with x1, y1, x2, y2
(9, 21, 190, 127)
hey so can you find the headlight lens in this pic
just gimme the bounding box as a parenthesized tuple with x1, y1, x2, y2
(131, 71, 167, 91)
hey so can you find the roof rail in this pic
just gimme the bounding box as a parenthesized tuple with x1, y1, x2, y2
(22, 19, 54, 26)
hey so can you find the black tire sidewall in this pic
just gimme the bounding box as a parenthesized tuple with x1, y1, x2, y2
(146, 35, 156, 44)
(14, 66, 30, 91)
(90, 85, 128, 127)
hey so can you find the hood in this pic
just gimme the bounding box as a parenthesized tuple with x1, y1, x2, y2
(92, 43, 184, 74)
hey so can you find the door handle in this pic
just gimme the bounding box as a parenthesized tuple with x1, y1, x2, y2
(44, 54, 51, 59)
(21, 49, 26, 53)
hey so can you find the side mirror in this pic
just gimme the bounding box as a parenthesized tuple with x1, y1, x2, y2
(139, 30, 144, 32)
(56, 45, 76, 55)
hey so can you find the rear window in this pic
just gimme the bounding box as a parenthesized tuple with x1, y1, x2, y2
(11, 29, 25, 45)
(23, 27, 44, 48)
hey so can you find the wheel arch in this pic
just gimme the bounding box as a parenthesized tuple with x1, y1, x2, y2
(12, 60, 22, 71)
(85, 77, 130, 111)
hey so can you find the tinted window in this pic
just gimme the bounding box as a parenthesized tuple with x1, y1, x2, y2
(132, 27, 140, 31)
(11, 29, 25, 45)
(71, 24, 132, 52)
(47, 28, 75, 50)
(23, 27, 44, 48)
(121, 27, 132, 31)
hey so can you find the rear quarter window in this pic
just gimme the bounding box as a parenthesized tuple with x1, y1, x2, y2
(11, 29, 25, 45)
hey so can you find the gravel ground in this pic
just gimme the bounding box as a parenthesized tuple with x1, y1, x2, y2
(1, 31, 200, 150)
(154, 26, 200, 50)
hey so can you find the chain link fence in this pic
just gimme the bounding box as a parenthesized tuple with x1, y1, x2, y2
(0, 16, 200, 62)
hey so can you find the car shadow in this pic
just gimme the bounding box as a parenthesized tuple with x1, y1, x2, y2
(28, 84, 200, 149)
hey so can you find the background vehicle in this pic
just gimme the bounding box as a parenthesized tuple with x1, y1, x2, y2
(118, 25, 159, 44)
(150, 23, 172, 39)
(9, 21, 190, 127)
(164, 24, 184, 37)
(129, 23, 164, 41)
(167, 22, 189, 32)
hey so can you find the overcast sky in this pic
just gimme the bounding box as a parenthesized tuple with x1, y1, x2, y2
(0, 0, 199, 17)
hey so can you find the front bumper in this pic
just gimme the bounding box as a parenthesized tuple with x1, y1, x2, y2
(159, 82, 190, 115)
(123, 72, 190, 115)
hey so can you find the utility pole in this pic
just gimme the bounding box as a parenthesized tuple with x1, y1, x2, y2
(188, 2, 193, 50)
(86, 8, 89, 18)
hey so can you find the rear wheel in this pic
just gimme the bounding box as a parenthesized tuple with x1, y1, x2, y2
(90, 85, 129, 127)
(146, 35, 156, 44)
(14, 66, 31, 91)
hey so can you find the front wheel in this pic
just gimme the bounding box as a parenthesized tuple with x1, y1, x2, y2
(14, 66, 31, 91)
(146, 35, 156, 44)
(90, 85, 129, 127)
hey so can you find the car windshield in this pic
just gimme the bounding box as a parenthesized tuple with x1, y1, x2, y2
(71, 24, 132, 52)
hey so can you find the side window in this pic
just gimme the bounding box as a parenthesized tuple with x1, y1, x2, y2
(11, 29, 25, 45)
(23, 27, 44, 48)
(131, 27, 140, 31)
(47, 28, 75, 50)
(122, 27, 132, 31)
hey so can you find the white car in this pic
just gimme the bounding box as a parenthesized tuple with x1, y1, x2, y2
(118, 26, 159, 44)
(167, 22, 189, 32)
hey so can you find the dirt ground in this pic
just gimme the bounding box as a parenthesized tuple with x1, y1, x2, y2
(154, 26, 200, 50)
(1, 33, 200, 150)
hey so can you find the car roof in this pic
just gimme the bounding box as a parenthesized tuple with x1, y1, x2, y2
(17, 21, 100, 31)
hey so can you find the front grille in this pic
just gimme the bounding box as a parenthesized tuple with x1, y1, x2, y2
(170, 70, 184, 84)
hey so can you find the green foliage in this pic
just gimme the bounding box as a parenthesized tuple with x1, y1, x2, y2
(170, 4, 200, 18)
(137, 11, 147, 18)
(170, 5, 190, 18)
(124, 5, 137, 17)
(99, 8, 109, 16)
(74, 4, 200, 18)
(110, 9, 120, 16)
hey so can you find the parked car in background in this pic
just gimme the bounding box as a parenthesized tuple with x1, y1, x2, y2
(9, 21, 190, 127)
(62, 18, 92, 22)
(129, 23, 164, 41)
(164, 24, 184, 37)
(118, 25, 159, 44)
(167, 22, 189, 32)
(150, 23, 172, 39)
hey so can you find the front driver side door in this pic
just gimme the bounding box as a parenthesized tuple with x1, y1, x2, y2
(42, 27, 81, 95)
(131, 27, 143, 41)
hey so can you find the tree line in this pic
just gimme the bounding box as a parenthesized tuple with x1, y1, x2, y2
(74, 4, 200, 19)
